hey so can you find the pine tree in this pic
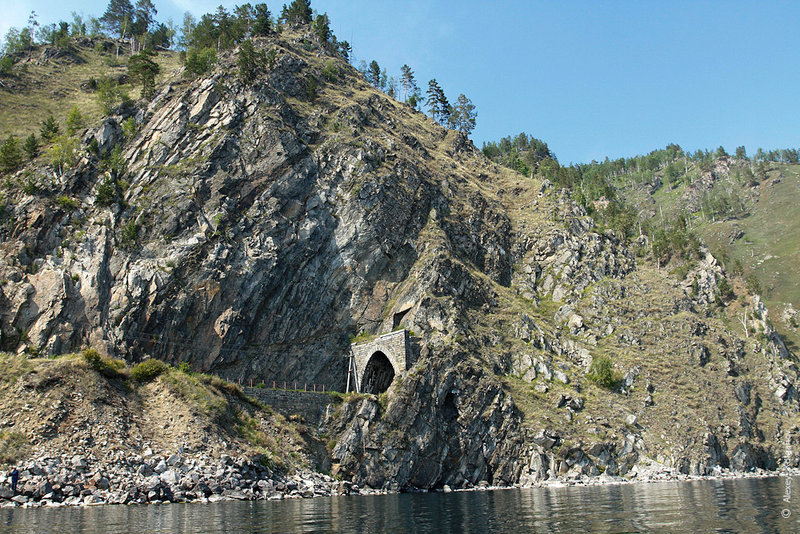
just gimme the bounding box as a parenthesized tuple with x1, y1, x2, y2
(426, 79, 449, 124)
(40, 115, 60, 141)
(338, 40, 351, 63)
(400, 64, 417, 103)
(101, 0, 134, 39)
(0, 135, 22, 173)
(449, 94, 477, 134)
(132, 0, 157, 40)
(287, 0, 312, 26)
(252, 3, 271, 36)
(237, 39, 262, 83)
(23, 134, 38, 160)
(367, 60, 381, 87)
(128, 49, 160, 99)
(426, 79, 442, 121)
(312, 13, 330, 45)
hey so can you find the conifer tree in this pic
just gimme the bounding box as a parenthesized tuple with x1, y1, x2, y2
(449, 94, 477, 135)
(23, 134, 38, 160)
(367, 60, 381, 87)
(426, 79, 449, 124)
(40, 115, 59, 141)
(338, 40, 351, 63)
(286, 0, 312, 26)
(312, 13, 330, 44)
(128, 49, 160, 99)
(400, 64, 417, 103)
(66, 106, 85, 135)
(101, 0, 134, 39)
(252, 4, 272, 36)
(132, 0, 157, 40)
(0, 135, 22, 173)
(237, 39, 263, 83)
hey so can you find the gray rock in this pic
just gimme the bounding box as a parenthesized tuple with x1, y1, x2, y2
(160, 470, 180, 486)
(533, 429, 560, 450)
(154, 460, 168, 474)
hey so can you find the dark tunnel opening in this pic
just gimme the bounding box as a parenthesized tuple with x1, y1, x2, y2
(361, 351, 395, 394)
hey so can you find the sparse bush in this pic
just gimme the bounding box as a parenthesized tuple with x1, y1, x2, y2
(745, 274, 762, 296)
(321, 60, 338, 81)
(0, 56, 14, 76)
(305, 77, 317, 100)
(131, 358, 169, 382)
(266, 48, 277, 69)
(82, 348, 125, 378)
(587, 356, 617, 389)
(65, 106, 85, 135)
(184, 47, 216, 77)
(119, 219, 138, 248)
(163, 371, 230, 419)
(47, 135, 79, 174)
(96, 78, 130, 114)
(177, 362, 192, 374)
(0, 430, 30, 465)
(717, 277, 734, 301)
(56, 195, 80, 210)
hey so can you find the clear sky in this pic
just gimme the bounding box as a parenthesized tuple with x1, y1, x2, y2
(2, 0, 799, 163)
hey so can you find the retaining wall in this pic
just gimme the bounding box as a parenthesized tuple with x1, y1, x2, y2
(243, 387, 334, 427)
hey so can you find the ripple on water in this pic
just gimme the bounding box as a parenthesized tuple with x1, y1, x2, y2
(2, 476, 799, 533)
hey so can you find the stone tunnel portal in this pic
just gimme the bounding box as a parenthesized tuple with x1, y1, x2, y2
(349, 330, 410, 394)
(361, 351, 395, 394)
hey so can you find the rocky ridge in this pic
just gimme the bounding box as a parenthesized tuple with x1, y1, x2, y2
(0, 27, 798, 499)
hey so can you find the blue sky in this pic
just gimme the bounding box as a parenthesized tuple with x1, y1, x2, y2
(2, 0, 799, 163)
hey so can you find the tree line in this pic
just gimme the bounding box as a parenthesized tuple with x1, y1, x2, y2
(358, 59, 477, 135)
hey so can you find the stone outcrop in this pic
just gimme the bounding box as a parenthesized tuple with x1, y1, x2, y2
(0, 28, 797, 498)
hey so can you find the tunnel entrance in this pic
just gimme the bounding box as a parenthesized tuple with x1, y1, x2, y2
(360, 351, 395, 394)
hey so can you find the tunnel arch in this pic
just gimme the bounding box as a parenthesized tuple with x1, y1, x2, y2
(360, 351, 395, 394)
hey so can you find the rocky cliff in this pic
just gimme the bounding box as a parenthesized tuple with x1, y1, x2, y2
(0, 28, 798, 491)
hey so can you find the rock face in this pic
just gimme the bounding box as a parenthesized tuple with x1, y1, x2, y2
(331, 355, 522, 490)
(0, 29, 798, 493)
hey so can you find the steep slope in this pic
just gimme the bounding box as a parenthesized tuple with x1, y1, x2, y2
(0, 27, 798, 492)
(0, 38, 182, 141)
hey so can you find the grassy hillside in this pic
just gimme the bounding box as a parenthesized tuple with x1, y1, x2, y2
(698, 164, 800, 351)
(0, 39, 181, 141)
(483, 137, 799, 354)
(0, 350, 310, 470)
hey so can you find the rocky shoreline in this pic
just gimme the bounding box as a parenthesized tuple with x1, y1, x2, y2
(0, 452, 354, 508)
(2, 451, 798, 508)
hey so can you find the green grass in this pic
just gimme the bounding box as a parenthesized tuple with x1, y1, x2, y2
(696, 164, 800, 349)
(0, 431, 30, 466)
(160, 369, 229, 419)
(0, 41, 182, 142)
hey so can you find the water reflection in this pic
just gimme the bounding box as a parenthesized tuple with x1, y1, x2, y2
(2, 476, 798, 533)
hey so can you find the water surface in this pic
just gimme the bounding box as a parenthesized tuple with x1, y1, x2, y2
(3, 476, 798, 533)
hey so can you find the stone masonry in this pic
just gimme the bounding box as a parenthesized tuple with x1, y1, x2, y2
(350, 330, 411, 394)
(243, 387, 333, 427)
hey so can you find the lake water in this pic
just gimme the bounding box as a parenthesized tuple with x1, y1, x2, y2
(2, 476, 798, 533)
